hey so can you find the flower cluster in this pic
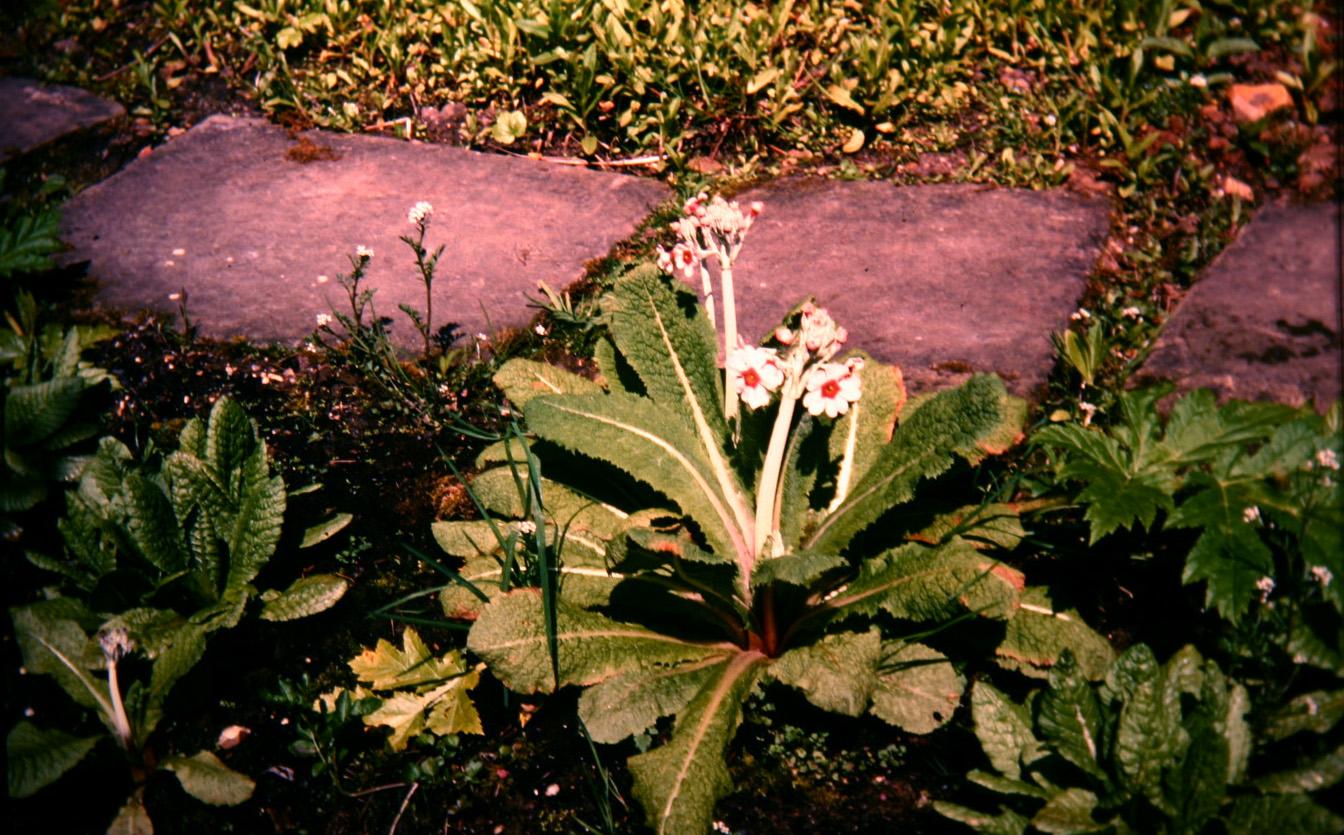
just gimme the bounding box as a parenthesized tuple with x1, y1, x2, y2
(726, 301, 859, 418)
(655, 193, 763, 337)
(355, 244, 375, 260)
(408, 201, 434, 226)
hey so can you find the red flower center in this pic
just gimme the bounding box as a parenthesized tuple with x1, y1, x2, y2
(821, 379, 841, 398)
(742, 369, 761, 387)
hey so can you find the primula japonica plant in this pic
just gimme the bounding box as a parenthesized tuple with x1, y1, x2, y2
(434, 196, 1104, 832)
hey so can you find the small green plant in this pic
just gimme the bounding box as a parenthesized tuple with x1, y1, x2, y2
(0, 170, 65, 280)
(1, 291, 116, 537)
(1034, 387, 1342, 667)
(435, 196, 1108, 832)
(9, 397, 349, 831)
(316, 626, 484, 752)
(937, 644, 1344, 834)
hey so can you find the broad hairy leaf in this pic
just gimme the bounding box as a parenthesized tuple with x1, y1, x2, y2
(11, 598, 109, 711)
(161, 750, 255, 805)
(203, 397, 260, 495)
(494, 357, 604, 407)
(123, 473, 189, 575)
(627, 651, 766, 835)
(260, 574, 349, 621)
(971, 680, 1041, 781)
(223, 471, 285, 593)
(525, 393, 749, 561)
(827, 539, 1024, 623)
(1031, 787, 1105, 833)
(934, 801, 1030, 835)
(869, 640, 964, 734)
(1262, 690, 1344, 741)
(1036, 652, 1106, 780)
(6, 720, 99, 798)
(579, 653, 735, 744)
(749, 551, 846, 589)
(1251, 745, 1344, 794)
(1105, 644, 1185, 807)
(1222, 792, 1344, 835)
(4, 376, 85, 449)
(467, 589, 729, 694)
(770, 629, 882, 716)
(996, 587, 1115, 680)
(806, 374, 1009, 554)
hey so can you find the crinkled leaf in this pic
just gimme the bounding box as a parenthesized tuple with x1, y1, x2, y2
(580, 654, 733, 744)
(1031, 787, 1105, 834)
(260, 574, 348, 621)
(909, 502, 1027, 550)
(749, 551, 847, 589)
(123, 473, 188, 575)
(1223, 793, 1344, 835)
(971, 680, 1041, 780)
(771, 629, 882, 717)
(493, 358, 604, 407)
(870, 640, 964, 734)
(1035, 652, 1105, 780)
(997, 588, 1114, 680)
(468, 589, 725, 694)
(806, 374, 1009, 554)
(934, 801, 1030, 835)
(161, 750, 255, 805)
(627, 651, 765, 835)
(223, 472, 285, 593)
(363, 670, 483, 751)
(1106, 644, 1185, 806)
(1262, 690, 1344, 741)
(967, 770, 1053, 800)
(6, 721, 99, 798)
(203, 397, 260, 492)
(828, 540, 1024, 623)
(4, 376, 85, 448)
(1251, 745, 1344, 794)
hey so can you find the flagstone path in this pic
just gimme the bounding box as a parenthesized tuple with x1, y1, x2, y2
(0, 77, 124, 163)
(2, 77, 1337, 407)
(1133, 201, 1342, 409)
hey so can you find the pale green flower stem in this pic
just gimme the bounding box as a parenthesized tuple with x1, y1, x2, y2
(754, 389, 798, 557)
(720, 259, 740, 423)
(106, 656, 134, 751)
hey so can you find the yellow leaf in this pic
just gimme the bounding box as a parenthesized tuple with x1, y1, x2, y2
(824, 84, 865, 115)
(841, 128, 865, 154)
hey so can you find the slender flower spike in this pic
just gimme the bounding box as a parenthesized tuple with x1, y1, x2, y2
(802, 362, 862, 418)
(726, 343, 785, 410)
(408, 201, 434, 225)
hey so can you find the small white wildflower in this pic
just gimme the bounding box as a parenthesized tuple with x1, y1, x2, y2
(1079, 401, 1098, 427)
(1255, 575, 1275, 600)
(1044, 113, 1057, 127)
(1070, 307, 1091, 321)
(316, 313, 333, 327)
(1190, 73, 1207, 88)
(544, 784, 560, 797)
(408, 201, 434, 225)
(1316, 448, 1339, 471)
(356, 245, 374, 259)
(1243, 506, 1261, 524)
(534, 324, 548, 336)
(713, 823, 733, 835)
(515, 520, 537, 535)
(475, 332, 489, 342)
(1311, 566, 1334, 586)
(1121, 306, 1142, 319)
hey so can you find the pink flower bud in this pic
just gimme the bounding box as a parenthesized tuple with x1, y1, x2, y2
(774, 326, 795, 345)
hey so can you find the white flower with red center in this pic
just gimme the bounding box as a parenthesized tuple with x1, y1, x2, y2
(726, 343, 784, 410)
(802, 361, 862, 418)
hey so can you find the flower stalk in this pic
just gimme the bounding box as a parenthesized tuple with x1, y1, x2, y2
(99, 628, 135, 751)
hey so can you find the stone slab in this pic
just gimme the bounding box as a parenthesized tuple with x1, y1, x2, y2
(59, 115, 668, 347)
(0, 77, 125, 163)
(1133, 202, 1342, 409)
(729, 180, 1110, 397)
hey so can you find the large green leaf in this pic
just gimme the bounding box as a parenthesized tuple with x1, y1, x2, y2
(6, 721, 99, 798)
(1252, 744, 1344, 794)
(123, 473, 188, 575)
(579, 653, 734, 744)
(1035, 652, 1106, 781)
(805, 374, 1008, 554)
(996, 587, 1115, 680)
(350, 627, 469, 690)
(1031, 787, 1105, 833)
(11, 599, 110, 712)
(934, 801, 1030, 834)
(971, 680, 1040, 780)
(869, 640, 964, 734)
(627, 651, 765, 835)
(467, 589, 728, 694)
(826, 539, 1023, 623)
(1222, 793, 1344, 835)
(1106, 644, 1185, 807)
(770, 629, 882, 716)
(494, 357, 604, 407)
(525, 393, 749, 562)
(4, 376, 85, 448)
(1262, 690, 1344, 741)
(161, 750, 255, 805)
(602, 268, 754, 547)
(107, 791, 153, 835)
(223, 472, 285, 593)
(203, 397, 260, 495)
(1179, 524, 1273, 622)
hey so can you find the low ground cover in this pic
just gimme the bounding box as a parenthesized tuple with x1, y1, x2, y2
(2, 1, 1341, 833)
